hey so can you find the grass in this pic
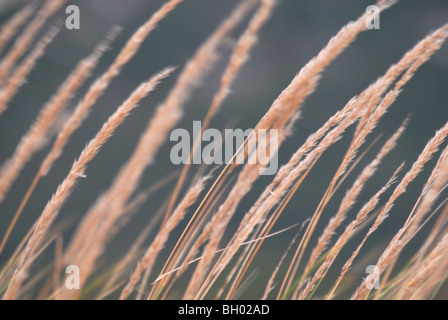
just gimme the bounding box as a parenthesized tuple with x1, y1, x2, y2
(0, 0, 447, 300)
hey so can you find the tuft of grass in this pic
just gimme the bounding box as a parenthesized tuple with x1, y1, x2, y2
(0, 0, 447, 300)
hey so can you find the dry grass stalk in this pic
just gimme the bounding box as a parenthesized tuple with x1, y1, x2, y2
(0, 27, 114, 206)
(221, 102, 360, 283)
(225, 174, 307, 299)
(408, 247, 448, 300)
(150, 1, 398, 298)
(2, 68, 173, 300)
(59, 1, 255, 300)
(421, 146, 448, 196)
(124, 1, 263, 298)
(261, 9, 448, 297)
(38, 0, 184, 179)
(400, 151, 448, 274)
(397, 210, 448, 299)
(0, 29, 118, 255)
(321, 28, 448, 298)
(8, 2, 187, 286)
(250, 99, 355, 218)
(165, 0, 274, 225)
(207, 0, 274, 124)
(0, 0, 67, 87)
(304, 119, 408, 277)
(380, 145, 448, 294)
(352, 120, 448, 300)
(162, 0, 276, 298)
(287, 22, 448, 298)
(299, 163, 404, 299)
(196, 129, 331, 298)
(326, 171, 404, 299)
(399, 233, 448, 299)
(225, 22, 446, 296)
(0, 25, 60, 118)
(96, 171, 179, 299)
(186, 122, 297, 300)
(152, 166, 236, 298)
(256, 105, 363, 299)
(262, 228, 302, 299)
(120, 176, 208, 300)
(404, 146, 448, 236)
(183, 128, 281, 299)
(177, 0, 397, 299)
(414, 200, 448, 266)
(266, 99, 378, 297)
(0, 3, 35, 54)
(255, 0, 396, 132)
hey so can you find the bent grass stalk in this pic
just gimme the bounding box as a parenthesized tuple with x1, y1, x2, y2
(2, 67, 174, 300)
(0, 29, 118, 255)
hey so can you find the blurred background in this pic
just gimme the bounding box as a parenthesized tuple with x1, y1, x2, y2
(0, 0, 447, 298)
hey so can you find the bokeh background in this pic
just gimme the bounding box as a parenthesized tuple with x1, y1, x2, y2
(0, 0, 447, 298)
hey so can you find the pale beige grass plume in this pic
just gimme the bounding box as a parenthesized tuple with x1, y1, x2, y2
(0, 0, 67, 87)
